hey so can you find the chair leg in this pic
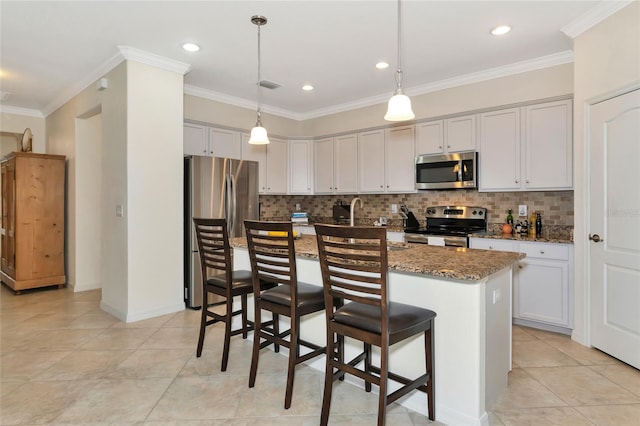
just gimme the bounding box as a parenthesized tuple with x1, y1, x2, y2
(241, 294, 249, 339)
(320, 328, 336, 426)
(273, 312, 280, 353)
(338, 334, 345, 381)
(221, 295, 233, 372)
(249, 304, 262, 388)
(426, 324, 436, 421)
(377, 344, 389, 426)
(284, 315, 300, 409)
(364, 343, 372, 392)
(196, 291, 208, 357)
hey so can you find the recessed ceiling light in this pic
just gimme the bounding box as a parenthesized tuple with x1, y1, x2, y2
(376, 62, 390, 69)
(302, 84, 314, 91)
(491, 25, 511, 36)
(182, 43, 200, 52)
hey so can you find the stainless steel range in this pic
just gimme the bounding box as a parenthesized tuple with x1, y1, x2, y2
(403, 206, 487, 248)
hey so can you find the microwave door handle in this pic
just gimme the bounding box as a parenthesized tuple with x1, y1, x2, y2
(457, 162, 463, 182)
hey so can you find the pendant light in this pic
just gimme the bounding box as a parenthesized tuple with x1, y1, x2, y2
(249, 15, 269, 144)
(384, 0, 415, 122)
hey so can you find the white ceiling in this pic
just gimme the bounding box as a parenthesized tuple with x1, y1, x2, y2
(0, 1, 626, 119)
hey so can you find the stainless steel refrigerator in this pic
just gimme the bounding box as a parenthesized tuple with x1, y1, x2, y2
(184, 156, 259, 309)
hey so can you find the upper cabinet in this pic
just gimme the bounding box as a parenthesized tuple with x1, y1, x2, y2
(289, 140, 313, 194)
(241, 134, 288, 194)
(479, 100, 572, 192)
(314, 135, 358, 194)
(184, 123, 241, 159)
(416, 114, 476, 155)
(358, 126, 415, 194)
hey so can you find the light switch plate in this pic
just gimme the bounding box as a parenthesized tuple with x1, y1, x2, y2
(391, 204, 398, 214)
(518, 205, 527, 217)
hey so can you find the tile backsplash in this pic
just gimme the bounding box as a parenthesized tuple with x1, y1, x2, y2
(260, 190, 574, 228)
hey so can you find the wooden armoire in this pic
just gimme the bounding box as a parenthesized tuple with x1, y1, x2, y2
(1, 152, 66, 293)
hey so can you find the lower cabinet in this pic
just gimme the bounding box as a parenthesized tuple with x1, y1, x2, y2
(469, 238, 573, 333)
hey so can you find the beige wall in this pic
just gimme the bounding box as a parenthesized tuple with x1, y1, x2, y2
(184, 95, 303, 137)
(302, 64, 573, 136)
(572, 1, 640, 345)
(0, 112, 46, 153)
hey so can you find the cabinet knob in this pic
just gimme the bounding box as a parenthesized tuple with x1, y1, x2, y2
(489, 246, 493, 250)
(526, 180, 530, 184)
(203, 149, 206, 153)
(380, 185, 383, 188)
(540, 250, 545, 254)
(447, 145, 451, 148)
(515, 180, 519, 184)
(439, 145, 442, 149)
(518, 264, 523, 269)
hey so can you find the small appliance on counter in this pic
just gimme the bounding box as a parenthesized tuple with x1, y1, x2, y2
(400, 204, 421, 230)
(332, 201, 350, 225)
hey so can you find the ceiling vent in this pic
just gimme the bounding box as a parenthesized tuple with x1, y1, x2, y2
(259, 80, 280, 90)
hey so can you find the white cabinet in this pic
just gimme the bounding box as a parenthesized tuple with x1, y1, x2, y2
(358, 126, 415, 193)
(184, 123, 241, 159)
(314, 135, 358, 194)
(289, 140, 313, 194)
(240, 134, 287, 194)
(416, 115, 476, 155)
(265, 137, 288, 194)
(358, 129, 385, 192)
(479, 100, 572, 192)
(478, 108, 521, 191)
(516, 242, 571, 328)
(241, 133, 267, 193)
(469, 237, 574, 333)
(523, 100, 572, 190)
(385, 125, 416, 192)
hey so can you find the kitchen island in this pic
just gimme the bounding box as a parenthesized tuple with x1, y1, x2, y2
(230, 235, 524, 426)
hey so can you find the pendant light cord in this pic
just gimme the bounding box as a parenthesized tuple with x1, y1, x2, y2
(395, 0, 404, 94)
(256, 22, 263, 126)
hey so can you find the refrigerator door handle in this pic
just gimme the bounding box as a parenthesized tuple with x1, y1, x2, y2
(224, 174, 231, 234)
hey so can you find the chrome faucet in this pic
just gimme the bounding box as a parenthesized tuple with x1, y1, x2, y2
(350, 197, 363, 227)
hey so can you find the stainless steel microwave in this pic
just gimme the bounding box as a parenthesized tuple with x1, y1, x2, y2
(415, 151, 478, 190)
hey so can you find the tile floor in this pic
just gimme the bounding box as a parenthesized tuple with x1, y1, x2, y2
(1, 285, 639, 425)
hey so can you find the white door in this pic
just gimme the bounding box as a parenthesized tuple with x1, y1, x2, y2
(589, 88, 640, 369)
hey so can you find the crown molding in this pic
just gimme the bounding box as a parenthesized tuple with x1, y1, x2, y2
(0, 105, 44, 118)
(117, 46, 192, 75)
(183, 84, 300, 120)
(40, 47, 192, 117)
(561, 0, 634, 39)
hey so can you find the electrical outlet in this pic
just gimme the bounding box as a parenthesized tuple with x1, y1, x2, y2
(518, 205, 527, 217)
(391, 204, 398, 214)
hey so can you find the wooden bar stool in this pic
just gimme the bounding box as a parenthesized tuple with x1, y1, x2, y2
(192, 217, 274, 371)
(314, 224, 437, 426)
(244, 220, 326, 409)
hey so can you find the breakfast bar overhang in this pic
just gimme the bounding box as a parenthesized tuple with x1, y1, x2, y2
(230, 235, 524, 426)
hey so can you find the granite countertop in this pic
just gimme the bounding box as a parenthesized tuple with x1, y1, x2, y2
(230, 234, 524, 282)
(469, 230, 573, 244)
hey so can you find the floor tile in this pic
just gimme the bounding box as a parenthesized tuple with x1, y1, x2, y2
(493, 406, 593, 425)
(525, 365, 640, 406)
(512, 339, 580, 367)
(18, 328, 99, 351)
(35, 349, 133, 380)
(56, 378, 173, 423)
(511, 326, 537, 341)
(589, 363, 640, 397)
(106, 348, 193, 379)
(79, 327, 157, 350)
(492, 368, 567, 410)
(1, 350, 71, 380)
(139, 326, 200, 350)
(574, 404, 640, 426)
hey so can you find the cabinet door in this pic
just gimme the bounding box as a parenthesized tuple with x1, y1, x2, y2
(358, 130, 385, 193)
(385, 125, 415, 192)
(184, 123, 209, 156)
(469, 238, 517, 252)
(289, 140, 313, 194)
(265, 137, 288, 194)
(334, 134, 358, 193)
(524, 100, 572, 190)
(479, 108, 521, 191)
(314, 138, 334, 194)
(1, 161, 15, 278)
(516, 258, 570, 327)
(446, 114, 476, 152)
(209, 127, 241, 160)
(241, 133, 267, 193)
(416, 121, 444, 155)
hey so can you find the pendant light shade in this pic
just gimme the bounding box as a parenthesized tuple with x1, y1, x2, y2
(249, 15, 269, 145)
(384, 0, 414, 122)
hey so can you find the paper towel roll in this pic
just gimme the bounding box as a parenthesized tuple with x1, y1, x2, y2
(427, 236, 446, 246)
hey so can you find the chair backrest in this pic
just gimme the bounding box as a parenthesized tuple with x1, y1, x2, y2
(244, 220, 298, 303)
(193, 217, 232, 284)
(314, 224, 389, 324)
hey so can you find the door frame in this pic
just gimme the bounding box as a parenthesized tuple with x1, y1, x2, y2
(581, 81, 640, 348)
